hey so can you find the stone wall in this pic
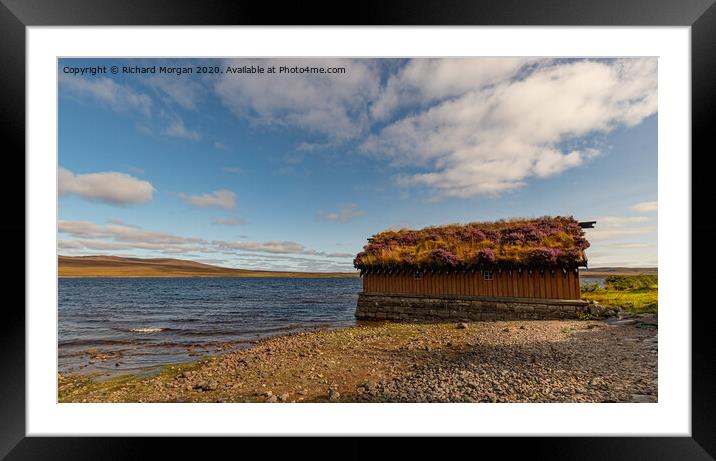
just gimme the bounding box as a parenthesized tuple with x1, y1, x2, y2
(356, 292, 590, 322)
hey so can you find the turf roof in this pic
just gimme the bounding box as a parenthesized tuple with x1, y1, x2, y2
(353, 216, 590, 271)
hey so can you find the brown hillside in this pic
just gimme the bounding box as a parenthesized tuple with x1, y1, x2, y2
(58, 255, 358, 278)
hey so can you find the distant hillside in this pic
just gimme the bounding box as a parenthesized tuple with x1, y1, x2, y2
(580, 267, 658, 277)
(58, 255, 358, 278)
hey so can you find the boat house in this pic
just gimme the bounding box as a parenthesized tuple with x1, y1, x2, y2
(354, 216, 594, 321)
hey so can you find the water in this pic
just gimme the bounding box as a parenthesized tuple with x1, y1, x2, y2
(59, 277, 361, 376)
(579, 276, 606, 287)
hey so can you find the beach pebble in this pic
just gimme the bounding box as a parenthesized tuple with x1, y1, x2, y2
(59, 318, 657, 405)
(608, 319, 637, 326)
(193, 381, 217, 391)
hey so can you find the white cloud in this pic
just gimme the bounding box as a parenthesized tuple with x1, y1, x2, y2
(580, 212, 657, 267)
(57, 220, 207, 255)
(601, 243, 655, 249)
(59, 167, 155, 205)
(296, 141, 333, 152)
(631, 200, 658, 212)
(58, 239, 201, 253)
(180, 189, 236, 209)
(596, 216, 650, 227)
(144, 74, 204, 110)
(213, 240, 306, 254)
(58, 219, 355, 268)
(60, 75, 152, 116)
(58, 220, 203, 245)
(362, 58, 657, 198)
(585, 226, 656, 243)
(212, 217, 247, 226)
(371, 58, 531, 120)
(317, 204, 365, 223)
(61, 74, 202, 141)
(215, 59, 381, 141)
(213, 240, 352, 258)
(583, 215, 655, 243)
(61, 59, 656, 201)
(160, 113, 200, 140)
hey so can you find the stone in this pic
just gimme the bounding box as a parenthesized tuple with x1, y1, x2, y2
(279, 393, 290, 402)
(457, 323, 468, 329)
(356, 293, 588, 323)
(328, 388, 340, 401)
(193, 381, 217, 391)
(266, 395, 278, 403)
(607, 319, 637, 326)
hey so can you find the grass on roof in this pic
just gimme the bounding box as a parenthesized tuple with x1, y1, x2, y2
(354, 216, 590, 271)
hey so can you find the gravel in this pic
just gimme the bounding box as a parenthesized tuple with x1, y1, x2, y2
(358, 319, 657, 403)
(58, 317, 657, 403)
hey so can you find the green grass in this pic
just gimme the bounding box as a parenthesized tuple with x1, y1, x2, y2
(581, 275, 658, 314)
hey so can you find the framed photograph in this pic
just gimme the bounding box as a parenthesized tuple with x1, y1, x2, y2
(3, 0, 713, 457)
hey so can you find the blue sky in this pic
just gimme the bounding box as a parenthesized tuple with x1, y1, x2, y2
(58, 58, 657, 271)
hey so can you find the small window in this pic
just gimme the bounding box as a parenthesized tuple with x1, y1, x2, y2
(482, 270, 493, 281)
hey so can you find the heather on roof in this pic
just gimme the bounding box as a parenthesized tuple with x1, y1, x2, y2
(353, 216, 590, 271)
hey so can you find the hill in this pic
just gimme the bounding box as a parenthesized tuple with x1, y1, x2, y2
(580, 267, 658, 277)
(58, 255, 358, 278)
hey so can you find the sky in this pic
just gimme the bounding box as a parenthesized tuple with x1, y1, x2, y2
(58, 58, 658, 272)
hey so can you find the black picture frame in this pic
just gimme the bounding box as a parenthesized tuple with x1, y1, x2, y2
(1, 0, 714, 458)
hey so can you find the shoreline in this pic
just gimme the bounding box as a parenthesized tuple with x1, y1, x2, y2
(58, 275, 358, 279)
(59, 316, 658, 403)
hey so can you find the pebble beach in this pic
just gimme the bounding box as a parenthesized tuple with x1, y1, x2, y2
(58, 314, 657, 403)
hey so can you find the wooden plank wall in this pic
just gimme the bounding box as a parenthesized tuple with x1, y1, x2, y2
(363, 269, 581, 300)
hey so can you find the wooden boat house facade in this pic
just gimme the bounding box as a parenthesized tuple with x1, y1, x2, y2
(354, 217, 594, 321)
(362, 267, 581, 300)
